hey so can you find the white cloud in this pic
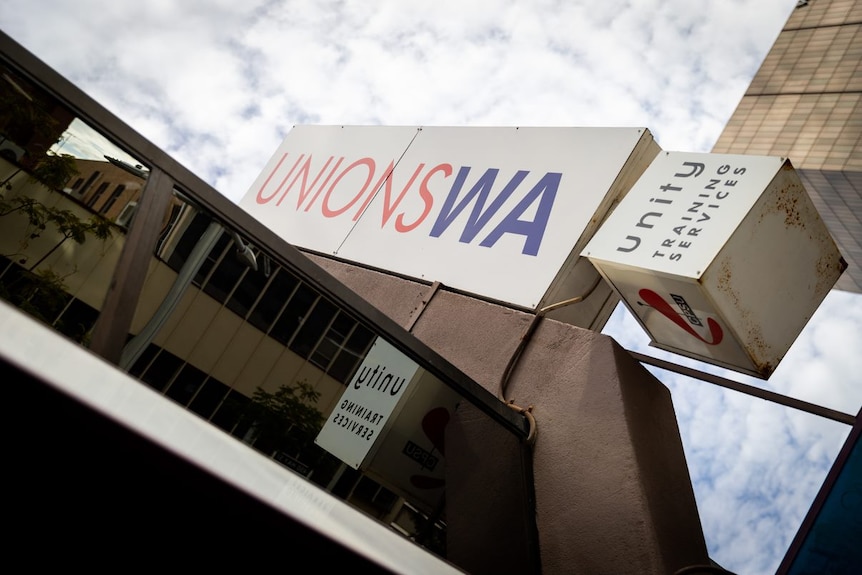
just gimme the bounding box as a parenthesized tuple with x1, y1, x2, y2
(1, 0, 797, 200)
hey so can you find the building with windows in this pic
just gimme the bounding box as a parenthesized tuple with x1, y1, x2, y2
(0, 54, 441, 540)
(64, 157, 145, 223)
(710, 1, 861, 571)
(712, 0, 861, 293)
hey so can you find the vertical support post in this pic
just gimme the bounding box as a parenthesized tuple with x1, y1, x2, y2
(89, 167, 174, 364)
(445, 401, 541, 575)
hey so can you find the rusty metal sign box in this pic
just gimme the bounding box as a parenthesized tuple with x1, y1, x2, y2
(582, 151, 846, 379)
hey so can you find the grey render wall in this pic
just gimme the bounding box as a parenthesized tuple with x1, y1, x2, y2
(308, 252, 710, 575)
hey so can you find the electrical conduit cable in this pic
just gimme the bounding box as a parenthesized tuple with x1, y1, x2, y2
(498, 273, 603, 446)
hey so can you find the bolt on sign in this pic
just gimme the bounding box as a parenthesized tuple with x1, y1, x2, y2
(582, 151, 847, 379)
(240, 125, 660, 330)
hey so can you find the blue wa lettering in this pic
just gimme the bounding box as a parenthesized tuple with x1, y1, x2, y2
(429, 167, 561, 256)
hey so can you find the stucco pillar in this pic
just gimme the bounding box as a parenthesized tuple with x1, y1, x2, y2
(308, 254, 710, 574)
(445, 400, 539, 574)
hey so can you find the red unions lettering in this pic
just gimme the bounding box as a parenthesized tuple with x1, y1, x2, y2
(255, 153, 446, 231)
(255, 152, 298, 204)
(321, 157, 380, 218)
(396, 163, 451, 232)
(278, 155, 337, 208)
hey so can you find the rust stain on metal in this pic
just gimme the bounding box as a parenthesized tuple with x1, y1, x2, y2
(715, 257, 734, 295)
(748, 325, 773, 377)
(760, 172, 845, 297)
(760, 177, 807, 229)
(753, 360, 774, 379)
(714, 255, 772, 376)
(814, 252, 848, 297)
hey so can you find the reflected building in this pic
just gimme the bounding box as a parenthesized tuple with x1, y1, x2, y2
(0, 103, 451, 556)
(712, 0, 861, 292)
(0, 56, 417, 532)
(0, 147, 417, 524)
(66, 157, 145, 224)
(0, 63, 73, 166)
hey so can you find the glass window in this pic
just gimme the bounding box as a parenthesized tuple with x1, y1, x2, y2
(78, 170, 100, 195)
(225, 252, 270, 318)
(310, 311, 356, 371)
(351, 476, 398, 516)
(289, 297, 338, 359)
(87, 181, 109, 207)
(210, 389, 250, 434)
(201, 239, 248, 304)
(53, 297, 98, 343)
(140, 348, 183, 392)
(129, 343, 160, 379)
(247, 267, 299, 333)
(328, 323, 375, 383)
(165, 362, 207, 406)
(189, 378, 230, 419)
(0, 257, 71, 327)
(165, 210, 212, 271)
(0, 62, 146, 354)
(269, 282, 318, 346)
(193, 232, 229, 287)
(100, 183, 126, 214)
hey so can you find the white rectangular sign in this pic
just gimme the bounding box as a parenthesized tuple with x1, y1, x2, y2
(240, 125, 651, 309)
(583, 152, 785, 278)
(315, 337, 421, 469)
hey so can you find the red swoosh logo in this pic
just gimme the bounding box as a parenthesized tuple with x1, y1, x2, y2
(638, 288, 723, 345)
(410, 407, 450, 490)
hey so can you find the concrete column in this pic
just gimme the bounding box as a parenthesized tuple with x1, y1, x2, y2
(308, 254, 710, 574)
(445, 400, 539, 574)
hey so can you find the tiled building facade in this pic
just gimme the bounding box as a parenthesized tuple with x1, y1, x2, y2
(712, 0, 861, 292)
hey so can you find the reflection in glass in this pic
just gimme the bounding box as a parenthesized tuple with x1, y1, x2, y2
(0, 47, 523, 568)
(0, 61, 145, 345)
(121, 195, 452, 556)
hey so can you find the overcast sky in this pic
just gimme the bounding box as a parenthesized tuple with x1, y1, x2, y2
(2, 1, 860, 573)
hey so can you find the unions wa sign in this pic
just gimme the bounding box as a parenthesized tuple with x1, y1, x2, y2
(240, 126, 657, 310)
